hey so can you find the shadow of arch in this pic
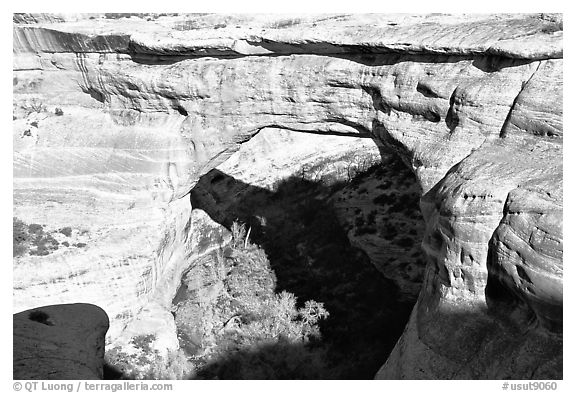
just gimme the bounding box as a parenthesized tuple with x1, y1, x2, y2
(193, 339, 332, 379)
(185, 143, 426, 378)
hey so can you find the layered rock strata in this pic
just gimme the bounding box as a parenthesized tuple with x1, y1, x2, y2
(13, 13, 562, 379)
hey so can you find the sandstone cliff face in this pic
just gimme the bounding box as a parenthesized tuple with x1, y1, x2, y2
(13, 13, 562, 379)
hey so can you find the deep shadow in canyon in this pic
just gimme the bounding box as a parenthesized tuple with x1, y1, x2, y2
(183, 152, 426, 379)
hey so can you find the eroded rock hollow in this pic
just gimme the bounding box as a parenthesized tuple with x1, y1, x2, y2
(13, 13, 562, 379)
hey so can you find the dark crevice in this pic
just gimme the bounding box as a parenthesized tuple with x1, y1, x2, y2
(263, 124, 373, 139)
(126, 46, 545, 72)
(82, 86, 106, 103)
(499, 61, 542, 138)
(175, 105, 188, 116)
(515, 265, 533, 284)
(362, 85, 443, 128)
(416, 81, 441, 98)
(445, 88, 459, 132)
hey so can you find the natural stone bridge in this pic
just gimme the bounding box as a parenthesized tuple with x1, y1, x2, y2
(13, 13, 562, 379)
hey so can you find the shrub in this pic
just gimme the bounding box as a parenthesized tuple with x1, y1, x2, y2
(13, 217, 29, 257)
(14, 243, 28, 257)
(59, 227, 72, 237)
(31, 232, 59, 254)
(104, 347, 136, 378)
(185, 221, 330, 378)
(131, 334, 155, 353)
(29, 248, 49, 256)
(269, 18, 303, 29)
(23, 99, 46, 115)
(14, 221, 68, 257)
(105, 338, 193, 380)
(155, 219, 332, 379)
(28, 310, 53, 325)
(230, 221, 250, 249)
(142, 350, 192, 380)
(28, 223, 43, 235)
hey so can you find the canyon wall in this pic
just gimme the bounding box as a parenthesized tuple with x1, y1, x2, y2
(13, 13, 562, 379)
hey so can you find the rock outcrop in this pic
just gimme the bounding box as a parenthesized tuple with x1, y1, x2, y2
(13, 13, 562, 379)
(13, 303, 109, 379)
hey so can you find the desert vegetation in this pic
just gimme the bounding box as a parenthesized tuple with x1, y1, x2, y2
(189, 222, 331, 379)
(105, 222, 331, 379)
(13, 217, 88, 257)
(105, 334, 192, 380)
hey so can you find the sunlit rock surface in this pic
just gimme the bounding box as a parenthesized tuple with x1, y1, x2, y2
(13, 13, 562, 379)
